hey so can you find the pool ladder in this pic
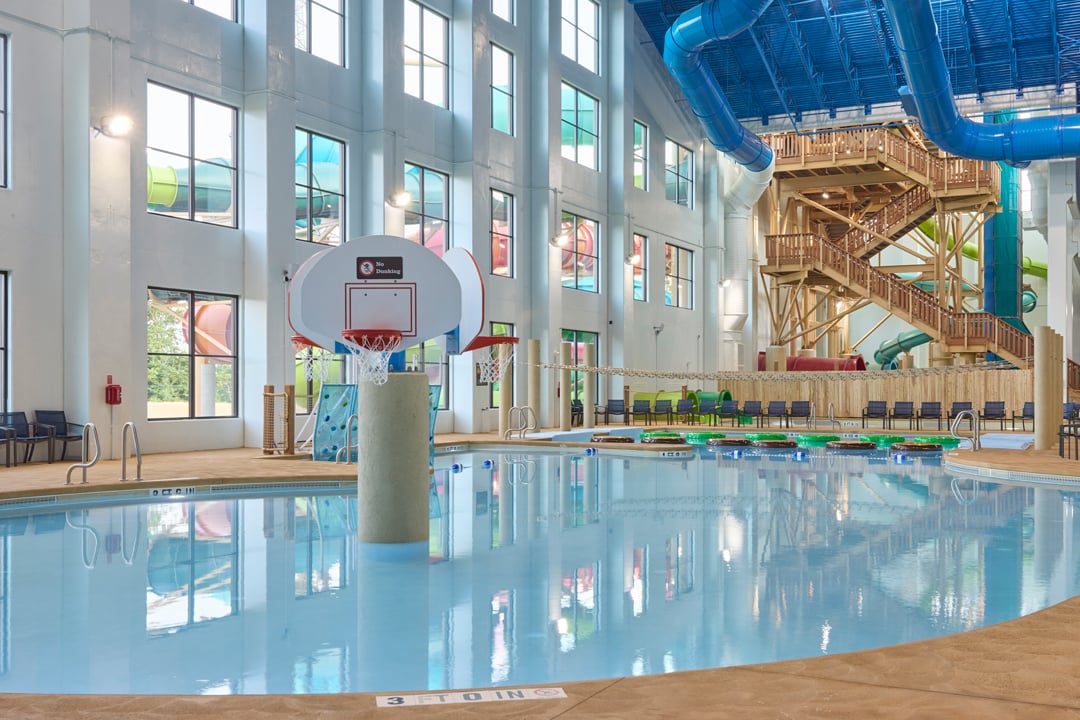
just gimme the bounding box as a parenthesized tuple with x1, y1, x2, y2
(951, 410, 981, 451)
(504, 405, 538, 439)
(336, 414, 359, 463)
(65, 421, 143, 484)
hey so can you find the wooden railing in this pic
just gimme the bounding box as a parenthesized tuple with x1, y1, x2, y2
(1070, 359, 1080, 393)
(766, 127, 999, 196)
(766, 233, 1034, 366)
(836, 184, 933, 257)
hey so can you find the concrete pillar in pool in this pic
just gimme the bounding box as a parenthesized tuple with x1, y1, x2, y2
(355, 372, 430, 556)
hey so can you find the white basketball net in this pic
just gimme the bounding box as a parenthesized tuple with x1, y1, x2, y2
(343, 332, 402, 386)
(298, 346, 335, 382)
(478, 342, 516, 385)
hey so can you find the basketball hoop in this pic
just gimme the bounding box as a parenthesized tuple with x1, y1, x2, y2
(473, 336, 519, 385)
(292, 334, 334, 383)
(342, 329, 403, 385)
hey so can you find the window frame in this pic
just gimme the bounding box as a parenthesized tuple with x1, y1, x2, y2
(664, 243, 694, 309)
(146, 287, 240, 420)
(631, 233, 647, 302)
(295, 0, 346, 66)
(490, 188, 514, 277)
(560, 328, 599, 404)
(0, 272, 6, 411)
(405, 339, 449, 410)
(294, 128, 346, 246)
(632, 120, 648, 191)
(146, 82, 239, 228)
(183, 0, 236, 21)
(664, 139, 694, 208)
(559, 211, 600, 293)
(403, 162, 449, 256)
(0, 35, 7, 189)
(490, 43, 515, 135)
(403, 0, 450, 109)
(491, 0, 514, 24)
(560, 83, 600, 170)
(560, 0, 600, 74)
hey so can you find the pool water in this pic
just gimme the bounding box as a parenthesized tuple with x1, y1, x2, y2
(0, 446, 1074, 695)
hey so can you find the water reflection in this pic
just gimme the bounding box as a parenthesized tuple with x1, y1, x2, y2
(0, 448, 1075, 695)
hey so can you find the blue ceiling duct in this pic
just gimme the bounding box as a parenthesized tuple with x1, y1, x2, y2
(883, 0, 1080, 165)
(663, 0, 774, 172)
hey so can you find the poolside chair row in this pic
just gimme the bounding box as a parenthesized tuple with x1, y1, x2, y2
(861, 400, 1041, 431)
(595, 398, 815, 428)
(0, 410, 84, 467)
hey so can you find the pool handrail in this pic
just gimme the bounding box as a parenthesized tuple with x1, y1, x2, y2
(64, 423, 101, 485)
(120, 421, 143, 481)
(950, 409, 981, 450)
(335, 414, 359, 463)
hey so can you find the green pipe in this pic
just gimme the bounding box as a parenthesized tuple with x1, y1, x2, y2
(918, 219, 1044, 279)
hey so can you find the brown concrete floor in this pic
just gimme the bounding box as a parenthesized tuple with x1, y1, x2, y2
(1, 433, 1079, 719)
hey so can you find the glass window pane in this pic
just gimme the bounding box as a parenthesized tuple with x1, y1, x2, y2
(422, 60, 446, 107)
(295, 0, 310, 51)
(578, 31, 596, 73)
(492, 0, 513, 23)
(423, 9, 447, 62)
(404, 49, 422, 98)
(147, 85, 190, 155)
(561, 20, 575, 60)
(311, 5, 343, 65)
(578, 0, 597, 34)
(193, 99, 234, 164)
(147, 355, 191, 419)
(195, 0, 234, 20)
(404, 1, 421, 48)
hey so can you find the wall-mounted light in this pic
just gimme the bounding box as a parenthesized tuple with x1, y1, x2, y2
(93, 114, 133, 138)
(550, 232, 571, 248)
(721, 278, 732, 288)
(387, 190, 411, 208)
(624, 252, 641, 266)
(822, 191, 830, 199)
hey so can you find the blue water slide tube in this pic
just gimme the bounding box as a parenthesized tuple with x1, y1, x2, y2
(662, 0, 774, 172)
(883, 0, 1080, 166)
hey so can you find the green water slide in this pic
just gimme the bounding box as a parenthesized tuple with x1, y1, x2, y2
(874, 218, 1044, 367)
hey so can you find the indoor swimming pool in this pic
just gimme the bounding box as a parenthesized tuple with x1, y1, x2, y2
(0, 445, 1075, 696)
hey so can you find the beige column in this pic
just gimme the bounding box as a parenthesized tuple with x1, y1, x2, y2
(528, 339, 540, 428)
(497, 342, 513, 438)
(583, 343, 596, 428)
(765, 345, 787, 371)
(929, 342, 952, 367)
(1034, 326, 1064, 451)
(355, 373, 429, 550)
(560, 341, 572, 431)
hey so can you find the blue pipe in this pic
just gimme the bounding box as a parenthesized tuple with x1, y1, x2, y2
(663, 0, 774, 171)
(882, 0, 1080, 166)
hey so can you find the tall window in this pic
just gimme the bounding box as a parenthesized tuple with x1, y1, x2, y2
(404, 340, 449, 410)
(560, 83, 599, 170)
(561, 0, 599, 73)
(491, 0, 514, 23)
(180, 0, 235, 21)
(490, 189, 514, 276)
(0, 35, 7, 189)
(147, 288, 239, 419)
(488, 322, 514, 408)
(295, 0, 345, 65)
(146, 83, 238, 227)
(403, 162, 449, 257)
(561, 328, 599, 403)
(0, 272, 6, 410)
(630, 233, 647, 302)
(404, 0, 449, 108)
(490, 44, 514, 135)
(632, 120, 648, 190)
(295, 129, 345, 245)
(559, 211, 599, 292)
(664, 243, 693, 309)
(664, 139, 694, 208)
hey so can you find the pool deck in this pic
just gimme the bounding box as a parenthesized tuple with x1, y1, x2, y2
(2, 434, 1080, 719)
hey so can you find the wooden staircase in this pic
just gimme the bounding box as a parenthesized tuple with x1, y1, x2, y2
(763, 233, 1033, 367)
